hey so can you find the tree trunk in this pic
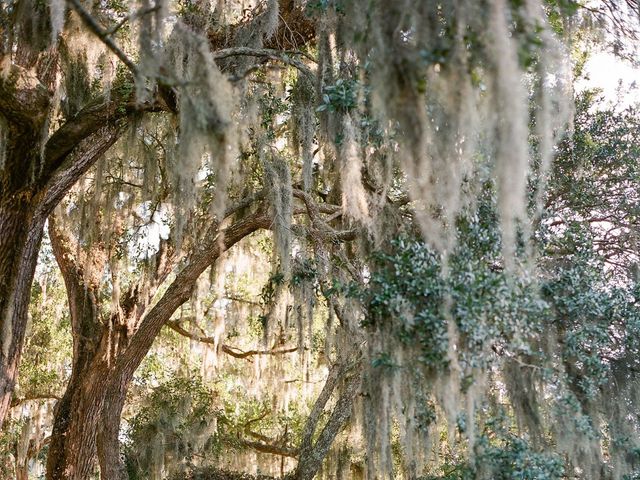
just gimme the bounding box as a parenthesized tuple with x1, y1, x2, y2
(46, 325, 131, 480)
(292, 365, 361, 480)
(15, 412, 33, 480)
(97, 379, 129, 480)
(46, 364, 110, 479)
(45, 319, 112, 480)
(0, 122, 126, 429)
(0, 197, 45, 428)
(46, 218, 117, 480)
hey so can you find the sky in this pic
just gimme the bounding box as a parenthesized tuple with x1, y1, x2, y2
(577, 50, 640, 107)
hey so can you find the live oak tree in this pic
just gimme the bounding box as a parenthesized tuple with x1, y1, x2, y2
(42, 132, 359, 478)
(0, 0, 163, 428)
(0, 0, 314, 431)
(7, 87, 640, 480)
(1, 1, 640, 480)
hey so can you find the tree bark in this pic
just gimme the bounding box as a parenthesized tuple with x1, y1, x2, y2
(292, 363, 361, 480)
(0, 46, 162, 427)
(45, 208, 270, 479)
(97, 380, 129, 480)
(45, 312, 137, 480)
(0, 201, 44, 428)
(15, 464, 28, 480)
(46, 366, 111, 480)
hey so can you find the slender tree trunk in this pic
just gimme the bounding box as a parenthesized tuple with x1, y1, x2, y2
(15, 412, 33, 480)
(292, 364, 361, 480)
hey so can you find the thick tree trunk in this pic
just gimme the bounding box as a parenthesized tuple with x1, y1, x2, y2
(46, 325, 130, 480)
(45, 319, 112, 479)
(46, 215, 122, 480)
(46, 363, 110, 479)
(0, 198, 45, 428)
(0, 56, 53, 428)
(97, 379, 129, 480)
(0, 122, 126, 429)
(48, 347, 134, 480)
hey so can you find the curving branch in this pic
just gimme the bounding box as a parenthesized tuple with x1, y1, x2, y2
(298, 361, 345, 456)
(233, 438, 298, 458)
(166, 320, 297, 360)
(117, 209, 272, 376)
(10, 394, 61, 408)
(293, 361, 362, 480)
(213, 47, 314, 78)
(40, 124, 124, 215)
(222, 344, 299, 359)
(40, 78, 170, 182)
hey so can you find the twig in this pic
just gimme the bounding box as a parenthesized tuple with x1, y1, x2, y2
(233, 438, 298, 458)
(66, 0, 139, 75)
(213, 47, 314, 78)
(106, 5, 161, 36)
(11, 394, 61, 408)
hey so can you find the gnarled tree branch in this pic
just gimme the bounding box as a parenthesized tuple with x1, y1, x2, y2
(166, 320, 297, 360)
(0, 60, 50, 128)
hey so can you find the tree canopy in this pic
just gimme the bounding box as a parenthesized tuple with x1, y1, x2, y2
(1, 1, 640, 479)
